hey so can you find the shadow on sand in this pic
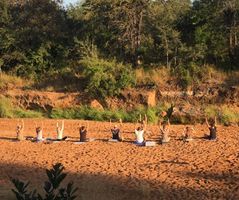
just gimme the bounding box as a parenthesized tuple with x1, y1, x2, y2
(0, 162, 238, 200)
(0, 137, 18, 142)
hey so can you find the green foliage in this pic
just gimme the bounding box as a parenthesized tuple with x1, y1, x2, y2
(0, 97, 14, 118)
(79, 56, 135, 98)
(50, 106, 160, 123)
(220, 108, 239, 126)
(11, 163, 78, 200)
(0, 96, 43, 118)
(170, 114, 192, 125)
(204, 105, 218, 118)
(13, 108, 43, 118)
(172, 62, 206, 89)
(0, 0, 238, 82)
(204, 105, 239, 125)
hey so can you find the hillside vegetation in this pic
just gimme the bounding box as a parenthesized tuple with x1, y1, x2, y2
(0, 0, 238, 124)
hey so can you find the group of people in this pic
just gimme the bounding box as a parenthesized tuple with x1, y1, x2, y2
(15, 112, 218, 145)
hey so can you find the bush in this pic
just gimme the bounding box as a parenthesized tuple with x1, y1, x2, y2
(0, 73, 24, 90)
(11, 163, 78, 200)
(79, 57, 135, 98)
(14, 108, 43, 118)
(219, 106, 239, 126)
(135, 67, 170, 87)
(204, 105, 239, 125)
(0, 97, 44, 118)
(172, 62, 206, 89)
(204, 105, 218, 118)
(50, 106, 160, 123)
(0, 97, 14, 118)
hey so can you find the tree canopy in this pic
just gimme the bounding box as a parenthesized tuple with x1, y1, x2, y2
(0, 0, 238, 92)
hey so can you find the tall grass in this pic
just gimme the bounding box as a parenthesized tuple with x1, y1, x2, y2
(0, 97, 43, 118)
(0, 97, 14, 118)
(0, 73, 25, 90)
(204, 105, 239, 125)
(50, 106, 161, 123)
(135, 67, 171, 86)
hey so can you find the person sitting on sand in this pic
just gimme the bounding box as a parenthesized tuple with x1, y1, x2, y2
(134, 116, 147, 145)
(16, 120, 24, 141)
(36, 126, 43, 142)
(182, 126, 195, 141)
(134, 125, 145, 145)
(79, 122, 89, 142)
(205, 117, 217, 140)
(159, 119, 171, 143)
(56, 120, 67, 141)
(110, 119, 123, 141)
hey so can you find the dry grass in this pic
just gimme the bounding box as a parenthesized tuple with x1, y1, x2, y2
(204, 65, 239, 86)
(136, 65, 238, 88)
(135, 67, 171, 86)
(205, 65, 227, 82)
(0, 73, 26, 90)
(204, 104, 239, 125)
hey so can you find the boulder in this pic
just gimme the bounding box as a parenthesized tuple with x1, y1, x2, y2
(90, 99, 104, 110)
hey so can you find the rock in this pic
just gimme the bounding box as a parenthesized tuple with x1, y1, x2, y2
(120, 89, 156, 107)
(146, 90, 156, 107)
(172, 105, 203, 123)
(90, 99, 104, 110)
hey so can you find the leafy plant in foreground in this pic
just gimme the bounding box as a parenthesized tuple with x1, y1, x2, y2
(11, 163, 78, 200)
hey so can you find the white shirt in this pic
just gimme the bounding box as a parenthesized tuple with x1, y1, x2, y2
(135, 129, 144, 143)
(57, 128, 63, 140)
(37, 130, 43, 141)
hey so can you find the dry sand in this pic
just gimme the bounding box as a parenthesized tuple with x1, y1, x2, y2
(0, 119, 238, 200)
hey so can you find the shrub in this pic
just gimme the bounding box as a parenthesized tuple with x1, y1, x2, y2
(204, 105, 239, 125)
(50, 106, 159, 123)
(0, 97, 13, 118)
(135, 67, 170, 87)
(0, 97, 44, 118)
(11, 163, 78, 200)
(172, 62, 206, 89)
(219, 106, 239, 126)
(0, 73, 24, 90)
(79, 57, 135, 98)
(204, 105, 218, 118)
(14, 108, 43, 118)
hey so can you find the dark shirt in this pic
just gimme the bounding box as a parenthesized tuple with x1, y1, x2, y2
(80, 129, 87, 142)
(209, 126, 217, 140)
(111, 128, 120, 140)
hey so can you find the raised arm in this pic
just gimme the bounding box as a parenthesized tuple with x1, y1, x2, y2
(143, 114, 148, 129)
(167, 119, 171, 127)
(119, 118, 123, 128)
(214, 116, 217, 126)
(61, 120, 64, 131)
(158, 119, 163, 132)
(158, 119, 161, 128)
(144, 114, 148, 124)
(34, 122, 38, 129)
(182, 127, 186, 137)
(205, 118, 210, 128)
(86, 121, 89, 132)
(134, 120, 139, 131)
(21, 119, 24, 130)
(192, 126, 196, 134)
